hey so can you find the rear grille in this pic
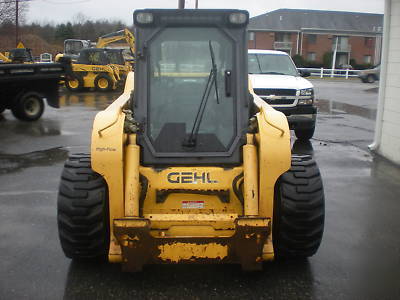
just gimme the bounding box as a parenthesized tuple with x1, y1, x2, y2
(262, 98, 295, 105)
(253, 88, 297, 96)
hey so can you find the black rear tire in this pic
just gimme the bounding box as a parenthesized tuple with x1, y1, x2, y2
(273, 155, 325, 258)
(57, 153, 109, 260)
(295, 126, 315, 140)
(11, 92, 44, 121)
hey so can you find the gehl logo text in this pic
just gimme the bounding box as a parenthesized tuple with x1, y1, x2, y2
(167, 172, 218, 184)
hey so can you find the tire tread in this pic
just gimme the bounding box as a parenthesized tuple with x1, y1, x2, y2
(273, 155, 325, 258)
(57, 153, 109, 260)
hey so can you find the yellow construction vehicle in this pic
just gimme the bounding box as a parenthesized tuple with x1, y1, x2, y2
(0, 43, 34, 64)
(105, 48, 131, 82)
(96, 28, 135, 77)
(61, 29, 135, 91)
(97, 28, 135, 54)
(57, 9, 325, 271)
(0, 52, 10, 63)
(60, 28, 135, 65)
(64, 48, 121, 92)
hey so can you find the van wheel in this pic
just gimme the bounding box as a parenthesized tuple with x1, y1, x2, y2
(66, 75, 84, 92)
(273, 155, 325, 258)
(57, 153, 109, 260)
(11, 92, 44, 121)
(295, 126, 315, 140)
(95, 74, 113, 92)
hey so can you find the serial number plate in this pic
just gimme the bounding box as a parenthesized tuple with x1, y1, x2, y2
(182, 201, 204, 209)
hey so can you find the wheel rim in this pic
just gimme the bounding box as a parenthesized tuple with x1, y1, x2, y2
(24, 97, 41, 117)
(69, 79, 79, 89)
(98, 78, 109, 89)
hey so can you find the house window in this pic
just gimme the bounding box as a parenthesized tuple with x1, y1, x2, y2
(307, 52, 316, 61)
(275, 32, 291, 42)
(337, 36, 348, 47)
(364, 55, 372, 64)
(364, 37, 373, 47)
(248, 32, 255, 41)
(274, 32, 292, 54)
(308, 34, 317, 44)
(332, 36, 349, 52)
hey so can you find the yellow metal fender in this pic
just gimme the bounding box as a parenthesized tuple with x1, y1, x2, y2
(91, 71, 135, 262)
(249, 78, 291, 260)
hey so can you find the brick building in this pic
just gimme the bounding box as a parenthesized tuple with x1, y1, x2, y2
(248, 9, 384, 67)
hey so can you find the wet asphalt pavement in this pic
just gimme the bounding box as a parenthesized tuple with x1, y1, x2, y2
(1, 80, 399, 299)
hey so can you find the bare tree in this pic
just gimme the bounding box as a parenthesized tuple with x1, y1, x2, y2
(73, 12, 89, 25)
(0, 2, 16, 24)
(0, 1, 29, 25)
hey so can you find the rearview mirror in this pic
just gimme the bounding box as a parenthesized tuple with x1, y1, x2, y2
(299, 70, 310, 77)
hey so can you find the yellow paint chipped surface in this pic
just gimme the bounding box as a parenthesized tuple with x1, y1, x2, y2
(262, 236, 274, 261)
(158, 242, 228, 262)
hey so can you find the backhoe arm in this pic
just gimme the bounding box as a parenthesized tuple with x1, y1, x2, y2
(96, 28, 136, 55)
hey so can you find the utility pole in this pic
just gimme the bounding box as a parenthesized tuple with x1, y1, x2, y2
(178, 0, 185, 9)
(0, 0, 31, 46)
(195, 0, 198, 8)
(15, 0, 18, 46)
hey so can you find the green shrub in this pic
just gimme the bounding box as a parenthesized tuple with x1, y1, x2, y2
(303, 61, 324, 68)
(322, 52, 333, 68)
(292, 54, 305, 67)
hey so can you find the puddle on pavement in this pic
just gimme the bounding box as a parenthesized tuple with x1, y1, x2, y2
(316, 99, 377, 120)
(365, 87, 379, 93)
(0, 118, 61, 137)
(0, 147, 68, 174)
(59, 90, 120, 110)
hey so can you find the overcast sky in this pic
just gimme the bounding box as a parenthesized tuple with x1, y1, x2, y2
(26, 0, 384, 25)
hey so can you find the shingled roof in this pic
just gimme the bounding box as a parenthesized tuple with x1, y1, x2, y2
(249, 9, 383, 34)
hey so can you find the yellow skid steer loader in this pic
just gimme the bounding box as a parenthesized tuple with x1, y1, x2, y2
(57, 9, 325, 271)
(65, 48, 120, 92)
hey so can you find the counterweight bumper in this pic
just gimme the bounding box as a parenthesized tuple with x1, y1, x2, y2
(113, 217, 270, 272)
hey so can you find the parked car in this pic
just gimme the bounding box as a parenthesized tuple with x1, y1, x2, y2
(358, 64, 380, 83)
(338, 63, 353, 70)
(248, 49, 317, 140)
(338, 64, 355, 75)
